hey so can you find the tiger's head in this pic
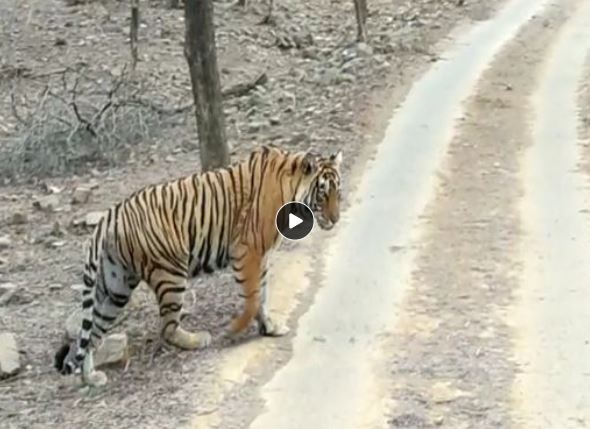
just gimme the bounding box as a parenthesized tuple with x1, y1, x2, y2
(301, 150, 343, 231)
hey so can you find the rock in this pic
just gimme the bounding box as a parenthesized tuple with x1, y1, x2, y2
(320, 68, 340, 85)
(0, 236, 11, 250)
(33, 195, 60, 212)
(247, 121, 267, 133)
(9, 212, 27, 225)
(0, 333, 21, 378)
(73, 211, 104, 228)
(40, 182, 62, 194)
(71, 186, 92, 205)
(86, 180, 100, 190)
(0, 283, 17, 306)
(95, 333, 129, 368)
(85, 211, 104, 227)
(286, 133, 309, 146)
(70, 284, 86, 293)
(301, 47, 319, 60)
(45, 239, 66, 249)
(292, 32, 314, 49)
(356, 42, 374, 56)
(49, 283, 63, 291)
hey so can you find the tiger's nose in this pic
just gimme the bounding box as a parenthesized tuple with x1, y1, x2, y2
(329, 211, 340, 223)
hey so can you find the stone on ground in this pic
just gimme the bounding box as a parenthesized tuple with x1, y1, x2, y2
(0, 333, 21, 378)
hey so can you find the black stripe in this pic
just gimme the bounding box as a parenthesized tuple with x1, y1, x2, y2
(93, 308, 116, 322)
(199, 177, 207, 230)
(83, 274, 93, 287)
(94, 321, 108, 334)
(216, 175, 228, 268)
(161, 320, 179, 334)
(159, 302, 182, 316)
(153, 279, 174, 297)
(152, 261, 187, 279)
(112, 203, 121, 254)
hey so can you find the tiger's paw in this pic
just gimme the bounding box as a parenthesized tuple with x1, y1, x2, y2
(84, 370, 108, 387)
(166, 328, 212, 350)
(259, 317, 289, 337)
(222, 328, 242, 343)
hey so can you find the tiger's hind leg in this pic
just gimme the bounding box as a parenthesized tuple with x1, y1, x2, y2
(149, 269, 211, 350)
(82, 252, 139, 386)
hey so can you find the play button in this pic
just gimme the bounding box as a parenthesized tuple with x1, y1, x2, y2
(289, 213, 303, 229)
(276, 202, 314, 241)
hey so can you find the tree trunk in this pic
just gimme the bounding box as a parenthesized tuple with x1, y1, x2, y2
(130, 0, 139, 70)
(184, 0, 230, 171)
(353, 0, 367, 42)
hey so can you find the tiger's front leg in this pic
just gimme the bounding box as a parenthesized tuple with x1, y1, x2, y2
(228, 249, 262, 337)
(229, 249, 288, 338)
(149, 268, 212, 350)
(255, 263, 289, 337)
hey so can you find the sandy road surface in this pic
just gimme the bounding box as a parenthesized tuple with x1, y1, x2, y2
(201, 0, 590, 427)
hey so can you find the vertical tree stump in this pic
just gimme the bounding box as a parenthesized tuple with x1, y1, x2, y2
(184, 0, 230, 171)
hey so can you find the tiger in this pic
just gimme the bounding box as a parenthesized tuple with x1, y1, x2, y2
(54, 144, 343, 386)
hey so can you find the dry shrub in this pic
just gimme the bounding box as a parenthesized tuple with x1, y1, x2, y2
(0, 68, 175, 182)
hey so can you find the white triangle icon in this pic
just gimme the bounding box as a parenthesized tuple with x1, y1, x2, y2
(289, 213, 303, 229)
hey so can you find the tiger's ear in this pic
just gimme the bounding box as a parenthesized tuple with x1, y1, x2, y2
(301, 153, 318, 175)
(330, 151, 343, 167)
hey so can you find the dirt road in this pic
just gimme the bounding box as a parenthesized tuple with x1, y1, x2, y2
(2, 0, 590, 427)
(199, 0, 590, 427)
